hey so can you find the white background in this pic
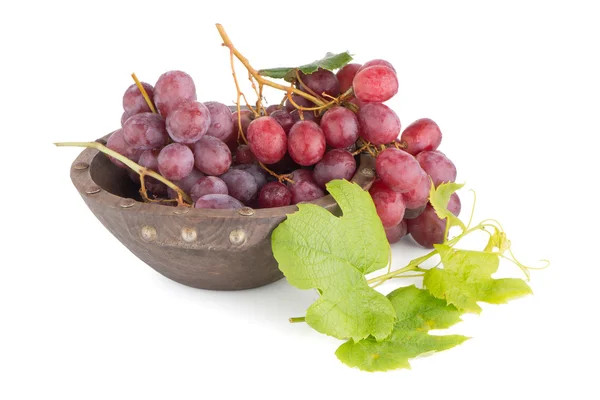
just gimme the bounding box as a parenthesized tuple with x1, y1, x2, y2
(1, 1, 597, 399)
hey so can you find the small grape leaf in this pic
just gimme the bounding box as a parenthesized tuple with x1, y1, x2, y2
(424, 245, 533, 314)
(258, 51, 353, 82)
(336, 285, 468, 372)
(484, 229, 511, 254)
(271, 180, 395, 341)
(429, 182, 466, 231)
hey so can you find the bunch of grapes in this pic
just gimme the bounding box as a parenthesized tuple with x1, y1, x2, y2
(108, 59, 459, 250)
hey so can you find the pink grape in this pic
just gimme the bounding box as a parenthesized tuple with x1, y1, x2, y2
(121, 112, 130, 127)
(416, 150, 457, 187)
(193, 135, 232, 176)
(285, 94, 314, 112)
(287, 121, 327, 166)
(258, 182, 292, 208)
(231, 164, 267, 190)
(154, 70, 197, 117)
(402, 174, 432, 209)
(376, 148, 424, 193)
(123, 82, 155, 116)
(358, 103, 401, 145)
(235, 144, 255, 164)
(190, 176, 229, 202)
(385, 220, 408, 244)
(157, 143, 194, 181)
(165, 100, 211, 144)
(369, 180, 406, 228)
(358, 59, 396, 73)
(401, 118, 442, 155)
(220, 169, 258, 204)
(353, 65, 399, 103)
(247, 116, 287, 164)
(407, 193, 462, 248)
(298, 68, 340, 97)
(313, 149, 357, 188)
(320, 106, 360, 149)
(106, 129, 143, 169)
(270, 110, 294, 134)
(336, 63, 362, 93)
(266, 104, 281, 115)
(122, 112, 169, 150)
(194, 194, 244, 210)
(289, 180, 325, 204)
(172, 168, 205, 194)
(205, 101, 234, 142)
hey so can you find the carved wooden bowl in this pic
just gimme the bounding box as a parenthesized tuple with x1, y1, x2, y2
(69, 135, 376, 290)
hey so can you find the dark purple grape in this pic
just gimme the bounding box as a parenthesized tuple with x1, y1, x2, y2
(205, 101, 234, 142)
(258, 182, 292, 208)
(376, 148, 425, 193)
(190, 176, 229, 202)
(320, 106, 360, 149)
(220, 169, 258, 204)
(358, 103, 401, 145)
(157, 143, 195, 181)
(166, 100, 211, 144)
(287, 168, 315, 185)
(285, 94, 315, 112)
(235, 144, 255, 164)
(266, 104, 281, 115)
(288, 121, 327, 166)
(336, 63, 362, 93)
(231, 164, 267, 190)
(416, 150, 457, 187)
(400, 118, 442, 156)
(270, 110, 294, 134)
(298, 68, 340, 97)
(407, 194, 461, 248)
(123, 82, 155, 116)
(385, 220, 408, 244)
(290, 109, 320, 124)
(122, 112, 169, 150)
(193, 135, 232, 176)
(154, 70, 197, 117)
(313, 149, 357, 188)
(194, 194, 244, 210)
(247, 116, 287, 164)
(289, 180, 325, 204)
(231, 109, 254, 139)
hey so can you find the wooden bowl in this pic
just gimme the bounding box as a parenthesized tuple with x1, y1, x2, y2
(69, 135, 376, 290)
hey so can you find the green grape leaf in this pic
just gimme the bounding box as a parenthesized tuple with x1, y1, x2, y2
(336, 285, 468, 372)
(258, 51, 353, 82)
(271, 180, 395, 341)
(429, 182, 466, 231)
(484, 229, 511, 254)
(424, 245, 533, 313)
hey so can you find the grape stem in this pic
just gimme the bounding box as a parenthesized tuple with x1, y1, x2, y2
(54, 141, 193, 205)
(289, 317, 306, 323)
(131, 73, 157, 114)
(258, 161, 294, 184)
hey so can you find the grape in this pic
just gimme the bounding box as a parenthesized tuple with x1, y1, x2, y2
(376, 148, 424, 193)
(290, 109, 319, 124)
(220, 169, 258, 204)
(313, 149, 357, 188)
(121, 112, 130, 127)
(165, 100, 211, 144)
(138, 149, 160, 171)
(402, 174, 431, 209)
(266, 104, 281, 115)
(288, 121, 327, 166)
(172, 168, 205, 194)
(258, 182, 292, 208)
(346, 96, 366, 110)
(285, 94, 314, 112)
(287, 168, 315, 185)
(190, 176, 229, 202)
(404, 205, 426, 220)
(358, 59, 397, 74)
(247, 116, 287, 164)
(270, 110, 294, 134)
(400, 118, 442, 155)
(122, 112, 169, 150)
(416, 150, 457, 187)
(235, 144, 255, 164)
(353, 65, 399, 103)
(194, 194, 244, 210)
(193, 135, 232, 176)
(298, 68, 340, 98)
(385, 220, 408, 244)
(336, 63, 362, 93)
(231, 164, 267, 189)
(231, 109, 254, 138)
(289, 180, 325, 204)
(106, 129, 143, 168)
(154, 70, 197, 117)
(357, 103, 401, 145)
(157, 143, 195, 181)
(123, 82, 155, 116)
(407, 193, 461, 248)
(320, 106, 360, 149)
(205, 101, 235, 142)
(369, 180, 406, 228)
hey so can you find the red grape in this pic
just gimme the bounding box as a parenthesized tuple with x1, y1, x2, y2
(320, 106, 360, 149)
(289, 180, 325, 204)
(287, 120, 327, 166)
(247, 116, 287, 164)
(404, 205, 427, 220)
(122, 112, 169, 150)
(336, 63, 362, 93)
(235, 144, 255, 164)
(385, 220, 408, 244)
(266, 104, 281, 115)
(407, 193, 461, 248)
(290, 109, 319, 124)
(106, 129, 143, 169)
(194, 194, 244, 210)
(258, 182, 292, 208)
(205, 101, 235, 142)
(190, 176, 229, 202)
(121, 112, 130, 127)
(193, 135, 232, 176)
(416, 150, 457, 187)
(220, 169, 258, 204)
(313, 149, 357, 188)
(231, 109, 254, 138)
(285, 94, 314, 112)
(376, 148, 424, 193)
(358, 103, 401, 145)
(358, 59, 396, 74)
(172, 168, 205, 194)
(231, 164, 267, 190)
(287, 168, 315, 185)
(166, 100, 211, 144)
(298, 68, 340, 97)
(353, 65, 398, 103)
(123, 82, 155, 116)
(157, 143, 195, 181)
(369, 180, 406, 228)
(402, 174, 431, 209)
(154, 70, 197, 117)
(401, 118, 442, 155)
(270, 110, 294, 134)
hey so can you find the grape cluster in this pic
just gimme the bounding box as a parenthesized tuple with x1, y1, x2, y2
(108, 60, 459, 249)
